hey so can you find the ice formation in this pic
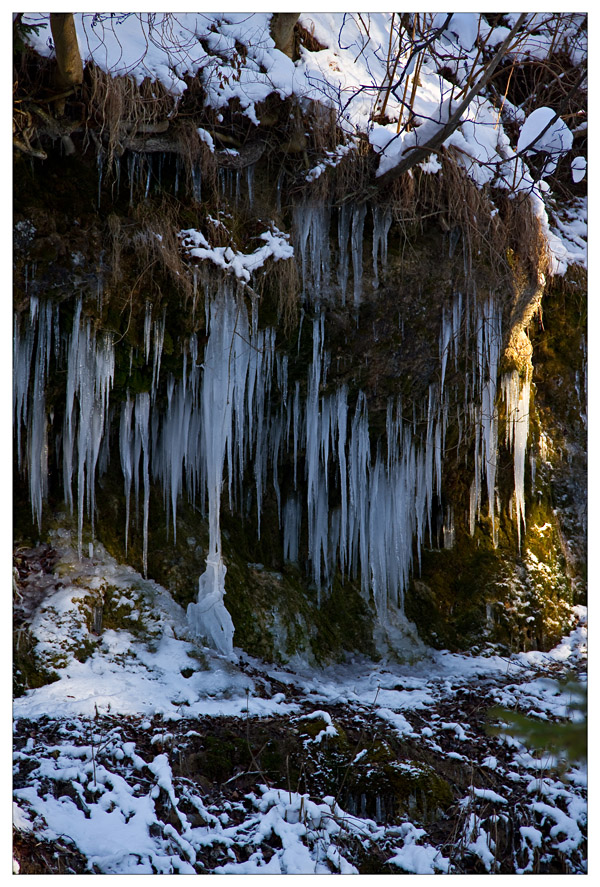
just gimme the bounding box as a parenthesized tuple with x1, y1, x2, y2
(186, 292, 242, 655)
(13, 208, 534, 640)
(502, 369, 531, 547)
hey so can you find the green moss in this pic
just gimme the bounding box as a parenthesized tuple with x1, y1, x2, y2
(406, 494, 575, 653)
(72, 638, 98, 663)
(76, 584, 150, 639)
(342, 757, 454, 825)
(188, 732, 252, 784)
(13, 628, 60, 697)
(296, 715, 348, 748)
(406, 537, 500, 651)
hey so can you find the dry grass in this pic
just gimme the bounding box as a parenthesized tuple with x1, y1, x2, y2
(171, 117, 219, 194)
(107, 212, 124, 286)
(85, 64, 176, 164)
(270, 255, 301, 334)
(382, 150, 548, 285)
(296, 20, 327, 54)
(105, 195, 194, 335)
(131, 197, 194, 302)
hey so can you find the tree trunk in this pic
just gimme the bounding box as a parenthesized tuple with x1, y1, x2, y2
(50, 13, 83, 89)
(270, 13, 300, 59)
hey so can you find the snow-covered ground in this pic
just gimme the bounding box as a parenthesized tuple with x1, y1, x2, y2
(13, 535, 587, 874)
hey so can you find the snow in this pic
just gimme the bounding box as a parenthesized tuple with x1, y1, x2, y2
(179, 225, 293, 283)
(13, 535, 296, 722)
(571, 155, 586, 183)
(20, 12, 586, 275)
(471, 787, 508, 804)
(300, 710, 338, 743)
(389, 828, 450, 874)
(14, 533, 587, 726)
(13, 532, 587, 874)
(517, 106, 574, 157)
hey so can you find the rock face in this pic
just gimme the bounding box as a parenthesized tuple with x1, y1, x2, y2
(13, 78, 585, 666)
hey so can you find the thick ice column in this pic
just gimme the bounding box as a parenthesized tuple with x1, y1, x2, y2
(135, 392, 151, 577)
(187, 290, 244, 655)
(119, 394, 134, 554)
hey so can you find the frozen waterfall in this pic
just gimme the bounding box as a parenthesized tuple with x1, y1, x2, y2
(13, 215, 533, 643)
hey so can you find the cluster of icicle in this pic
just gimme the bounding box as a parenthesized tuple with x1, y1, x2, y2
(14, 298, 115, 544)
(294, 200, 533, 549)
(439, 292, 531, 547)
(105, 149, 257, 211)
(294, 202, 392, 307)
(14, 212, 533, 654)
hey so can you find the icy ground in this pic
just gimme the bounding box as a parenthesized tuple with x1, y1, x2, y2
(13, 535, 586, 874)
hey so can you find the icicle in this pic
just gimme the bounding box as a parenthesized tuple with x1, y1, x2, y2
(469, 293, 502, 542)
(452, 291, 463, 369)
(13, 306, 36, 469)
(151, 308, 166, 397)
(192, 266, 199, 318)
(26, 301, 53, 529)
(443, 505, 455, 548)
(62, 301, 115, 558)
(187, 289, 244, 655)
(135, 392, 151, 577)
(174, 155, 181, 196)
(440, 307, 451, 396)
(119, 394, 134, 554)
(502, 369, 531, 547)
(293, 381, 301, 488)
(372, 205, 392, 289)
(283, 495, 301, 563)
(337, 204, 351, 305)
(336, 386, 349, 575)
(144, 156, 152, 199)
(144, 301, 152, 362)
(192, 163, 202, 202)
(351, 204, 367, 309)
(246, 164, 254, 205)
(293, 202, 331, 303)
(154, 372, 192, 544)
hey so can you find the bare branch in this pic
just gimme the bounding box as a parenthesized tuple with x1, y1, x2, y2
(372, 13, 528, 193)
